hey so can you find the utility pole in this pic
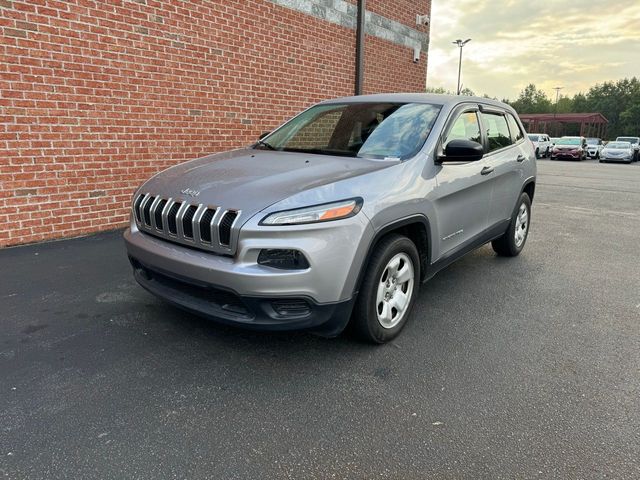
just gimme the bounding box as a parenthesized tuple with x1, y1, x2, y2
(453, 39, 471, 95)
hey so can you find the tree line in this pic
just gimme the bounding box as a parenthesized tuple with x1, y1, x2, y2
(426, 77, 640, 139)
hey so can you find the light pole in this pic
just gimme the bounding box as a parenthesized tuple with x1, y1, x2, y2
(553, 86, 563, 109)
(553, 86, 563, 136)
(453, 38, 471, 95)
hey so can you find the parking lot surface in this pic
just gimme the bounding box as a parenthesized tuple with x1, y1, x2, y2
(2, 159, 640, 479)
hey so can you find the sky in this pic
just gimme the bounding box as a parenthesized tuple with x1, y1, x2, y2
(427, 0, 640, 100)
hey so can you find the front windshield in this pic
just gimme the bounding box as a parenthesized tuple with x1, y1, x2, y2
(607, 142, 631, 149)
(617, 137, 638, 143)
(586, 138, 599, 145)
(528, 135, 539, 141)
(258, 102, 442, 160)
(556, 138, 581, 146)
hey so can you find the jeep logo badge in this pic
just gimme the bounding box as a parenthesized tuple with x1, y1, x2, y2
(180, 188, 200, 198)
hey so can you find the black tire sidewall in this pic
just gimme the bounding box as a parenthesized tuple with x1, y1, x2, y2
(354, 235, 420, 343)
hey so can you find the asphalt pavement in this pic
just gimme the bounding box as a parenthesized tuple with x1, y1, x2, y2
(1, 158, 639, 479)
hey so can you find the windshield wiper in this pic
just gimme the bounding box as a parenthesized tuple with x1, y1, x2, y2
(255, 139, 276, 150)
(280, 148, 357, 157)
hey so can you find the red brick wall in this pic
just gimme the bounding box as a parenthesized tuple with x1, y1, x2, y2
(1, 0, 429, 247)
(367, 0, 432, 31)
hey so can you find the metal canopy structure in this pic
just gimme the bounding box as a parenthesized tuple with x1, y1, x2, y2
(519, 113, 609, 139)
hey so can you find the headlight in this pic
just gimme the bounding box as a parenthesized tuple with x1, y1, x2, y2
(261, 198, 363, 226)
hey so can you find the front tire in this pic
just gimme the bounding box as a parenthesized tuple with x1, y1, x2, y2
(351, 234, 420, 344)
(492, 193, 531, 257)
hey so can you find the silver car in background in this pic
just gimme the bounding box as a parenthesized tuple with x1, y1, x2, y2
(125, 94, 536, 343)
(600, 141, 634, 163)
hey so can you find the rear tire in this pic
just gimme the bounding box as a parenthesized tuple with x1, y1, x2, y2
(351, 234, 420, 344)
(492, 193, 531, 257)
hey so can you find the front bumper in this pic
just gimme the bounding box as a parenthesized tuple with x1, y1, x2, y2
(129, 256, 355, 336)
(601, 156, 632, 163)
(124, 211, 374, 335)
(552, 150, 581, 159)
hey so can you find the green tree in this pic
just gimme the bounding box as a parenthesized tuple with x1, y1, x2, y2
(509, 84, 553, 114)
(620, 103, 640, 135)
(580, 77, 640, 138)
(425, 86, 449, 94)
(570, 92, 590, 113)
(555, 95, 574, 114)
(425, 86, 475, 96)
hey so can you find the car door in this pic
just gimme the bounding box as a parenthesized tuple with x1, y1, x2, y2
(479, 109, 524, 228)
(432, 106, 493, 261)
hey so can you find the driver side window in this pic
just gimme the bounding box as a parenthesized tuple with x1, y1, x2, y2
(444, 111, 481, 147)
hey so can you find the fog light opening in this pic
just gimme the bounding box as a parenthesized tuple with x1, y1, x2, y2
(271, 299, 311, 318)
(257, 249, 310, 270)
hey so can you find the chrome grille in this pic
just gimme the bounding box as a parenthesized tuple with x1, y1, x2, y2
(199, 208, 216, 242)
(182, 205, 198, 239)
(219, 211, 238, 246)
(167, 202, 181, 234)
(133, 195, 144, 222)
(154, 199, 167, 230)
(133, 193, 241, 254)
(142, 196, 156, 226)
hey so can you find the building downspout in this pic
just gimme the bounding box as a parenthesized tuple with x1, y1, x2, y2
(354, 0, 365, 95)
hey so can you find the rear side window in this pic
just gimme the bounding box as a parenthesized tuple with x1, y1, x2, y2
(482, 112, 513, 152)
(507, 114, 525, 143)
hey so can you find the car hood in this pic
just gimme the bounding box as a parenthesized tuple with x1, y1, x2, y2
(603, 149, 629, 154)
(137, 148, 397, 220)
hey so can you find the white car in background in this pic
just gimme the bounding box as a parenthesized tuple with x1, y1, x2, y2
(615, 136, 639, 161)
(585, 138, 604, 159)
(528, 133, 551, 158)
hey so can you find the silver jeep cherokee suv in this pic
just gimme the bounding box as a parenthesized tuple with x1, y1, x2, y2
(125, 94, 536, 343)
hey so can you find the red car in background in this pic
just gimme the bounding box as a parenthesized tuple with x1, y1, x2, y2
(551, 136, 587, 161)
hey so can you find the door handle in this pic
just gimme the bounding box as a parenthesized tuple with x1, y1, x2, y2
(516, 155, 525, 162)
(480, 166, 494, 175)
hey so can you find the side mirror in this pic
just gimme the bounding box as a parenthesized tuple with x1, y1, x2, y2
(258, 131, 271, 140)
(440, 139, 484, 162)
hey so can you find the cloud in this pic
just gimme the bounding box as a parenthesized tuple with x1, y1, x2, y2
(428, 0, 640, 100)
